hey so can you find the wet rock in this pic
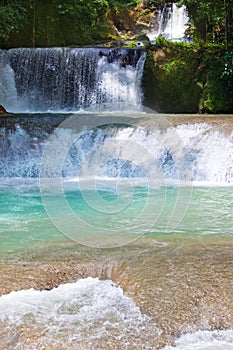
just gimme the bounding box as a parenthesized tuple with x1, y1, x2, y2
(0, 105, 8, 114)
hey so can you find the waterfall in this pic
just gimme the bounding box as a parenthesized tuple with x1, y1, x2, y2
(0, 51, 18, 111)
(0, 48, 145, 113)
(1, 117, 232, 184)
(148, 3, 189, 43)
(163, 3, 189, 41)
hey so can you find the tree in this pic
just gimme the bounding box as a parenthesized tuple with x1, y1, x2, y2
(178, 0, 233, 47)
(0, 0, 30, 48)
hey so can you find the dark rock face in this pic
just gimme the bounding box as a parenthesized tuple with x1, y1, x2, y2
(142, 44, 233, 114)
(142, 47, 202, 113)
(0, 105, 8, 114)
(99, 48, 144, 68)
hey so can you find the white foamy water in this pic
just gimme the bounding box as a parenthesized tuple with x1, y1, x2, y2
(111, 123, 233, 184)
(0, 51, 18, 111)
(163, 4, 189, 41)
(1, 120, 233, 184)
(0, 48, 145, 113)
(148, 3, 189, 43)
(175, 123, 233, 183)
(162, 330, 233, 350)
(0, 277, 159, 349)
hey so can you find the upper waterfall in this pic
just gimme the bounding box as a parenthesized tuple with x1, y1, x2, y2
(0, 47, 146, 113)
(148, 3, 189, 43)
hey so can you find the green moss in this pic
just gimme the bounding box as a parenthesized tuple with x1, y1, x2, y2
(142, 44, 202, 113)
(142, 42, 233, 113)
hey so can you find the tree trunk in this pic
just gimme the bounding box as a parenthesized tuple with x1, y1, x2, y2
(32, 0, 36, 47)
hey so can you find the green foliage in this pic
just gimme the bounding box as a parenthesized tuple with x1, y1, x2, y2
(0, 0, 30, 47)
(1, 0, 143, 47)
(178, 0, 233, 47)
(109, 0, 140, 6)
(143, 43, 233, 113)
(200, 47, 233, 112)
(155, 35, 193, 48)
(1, 0, 233, 48)
(155, 36, 170, 46)
(53, 0, 110, 44)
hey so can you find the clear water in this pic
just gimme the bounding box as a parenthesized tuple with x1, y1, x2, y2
(0, 180, 61, 251)
(1, 114, 232, 250)
(0, 180, 232, 252)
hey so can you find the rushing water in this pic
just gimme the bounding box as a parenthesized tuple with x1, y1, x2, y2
(148, 3, 189, 43)
(0, 114, 233, 251)
(0, 47, 233, 349)
(0, 277, 160, 350)
(163, 330, 233, 350)
(0, 47, 145, 113)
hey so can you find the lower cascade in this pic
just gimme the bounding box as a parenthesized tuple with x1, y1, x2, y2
(0, 116, 232, 184)
(0, 47, 145, 113)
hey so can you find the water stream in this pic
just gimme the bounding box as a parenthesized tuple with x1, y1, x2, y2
(148, 3, 189, 43)
(0, 47, 233, 349)
(0, 47, 145, 113)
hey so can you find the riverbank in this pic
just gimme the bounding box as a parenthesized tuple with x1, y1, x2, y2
(1, 237, 233, 349)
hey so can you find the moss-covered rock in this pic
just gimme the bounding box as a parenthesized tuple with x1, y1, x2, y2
(142, 42, 202, 113)
(142, 42, 233, 113)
